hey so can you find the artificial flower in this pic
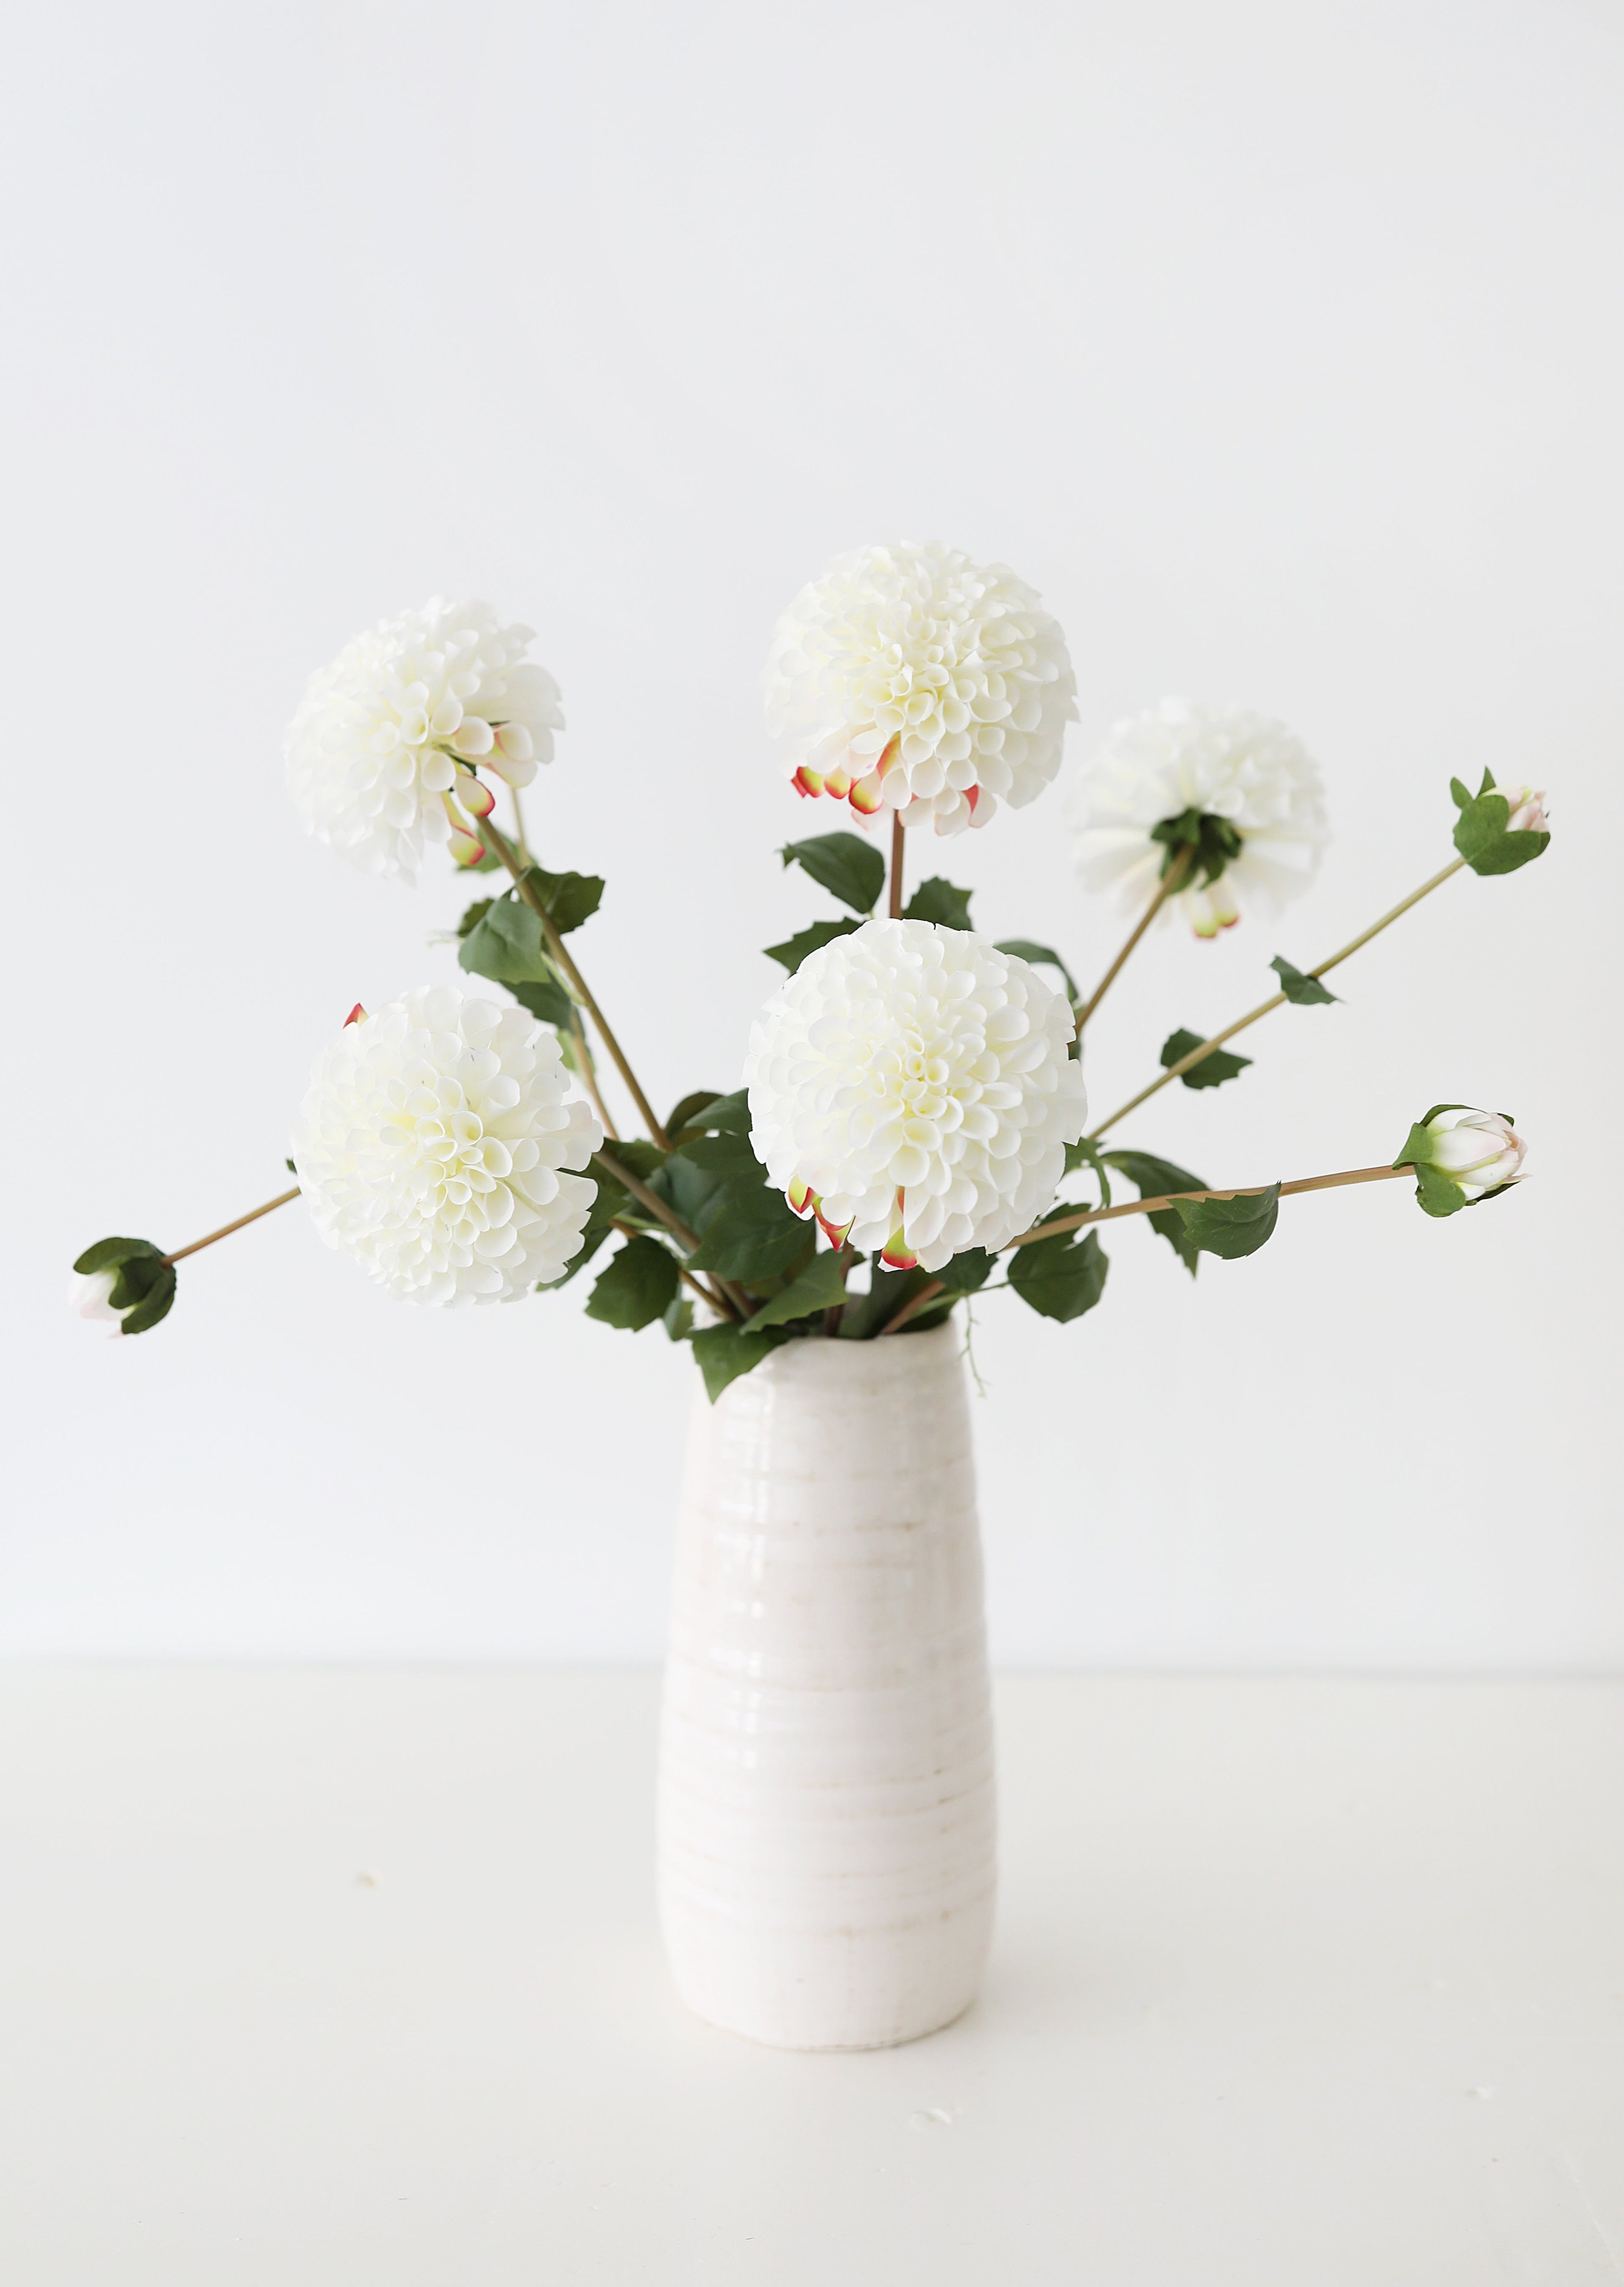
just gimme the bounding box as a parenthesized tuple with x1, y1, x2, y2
(286, 598, 563, 881)
(1397, 1105, 1527, 1217)
(763, 542, 1077, 836)
(1069, 699, 1328, 937)
(291, 986, 600, 1303)
(744, 919, 1087, 1273)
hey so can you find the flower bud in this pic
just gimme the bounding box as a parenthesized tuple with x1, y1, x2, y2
(73, 1266, 137, 1334)
(1394, 1105, 1527, 1218)
(70, 1238, 178, 1334)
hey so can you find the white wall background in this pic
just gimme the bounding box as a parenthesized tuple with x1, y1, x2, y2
(4, 0, 1619, 1669)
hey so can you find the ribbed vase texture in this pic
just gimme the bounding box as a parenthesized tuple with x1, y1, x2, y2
(656, 1321, 996, 2051)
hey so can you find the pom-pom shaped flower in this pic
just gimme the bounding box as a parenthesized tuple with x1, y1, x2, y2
(744, 920, 1087, 1274)
(764, 542, 1077, 837)
(286, 598, 563, 881)
(1395, 1105, 1528, 1219)
(291, 987, 600, 1304)
(1069, 699, 1328, 938)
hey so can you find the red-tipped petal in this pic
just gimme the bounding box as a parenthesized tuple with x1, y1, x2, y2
(880, 1230, 919, 1271)
(787, 1179, 819, 1220)
(792, 766, 825, 800)
(849, 774, 883, 816)
(458, 771, 496, 818)
(964, 784, 979, 815)
(822, 767, 852, 800)
(449, 827, 486, 867)
(877, 732, 903, 777)
(815, 1209, 854, 1249)
(342, 1002, 367, 1028)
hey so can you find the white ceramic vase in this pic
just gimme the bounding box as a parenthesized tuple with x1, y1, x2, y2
(656, 1319, 996, 2051)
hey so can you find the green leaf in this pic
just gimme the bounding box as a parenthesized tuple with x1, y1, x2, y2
(456, 897, 494, 939)
(584, 1235, 680, 1331)
(764, 917, 861, 973)
(1160, 1028, 1253, 1089)
(996, 940, 1080, 1002)
(605, 1139, 668, 1181)
(673, 1131, 763, 1178)
(663, 1296, 695, 1343)
(514, 864, 605, 934)
(934, 1246, 997, 1297)
(1064, 1137, 1113, 1208)
(903, 878, 973, 930)
(745, 1251, 853, 1330)
(1007, 1215, 1110, 1324)
(510, 977, 575, 1028)
(551, 1167, 631, 1287)
(779, 832, 885, 914)
(117, 1263, 177, 1334)
(691, 1322, 793, 1403)
(1451, 774, 1550, 877)
(1174, 1184, 1280, 1260)
(1103, 1150, 1210, 1276)
(73, 1235, 163, 1278)
(666, 1091, 723, 1138)
(835, 1264, 933, 1339)
(675, 1088, 751, 1136)
(1270, 955, 1339, 1006)
(458, 897, 555, 987)
(686, 1186, 812, 1283)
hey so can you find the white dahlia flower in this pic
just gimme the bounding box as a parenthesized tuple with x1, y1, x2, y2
(291, 986, 601, 1305)
(1069, 699, 1328, 938)
(286, 598, 563, 881)
(764, 542, 1077, 837)
(744, 920, 1087, 1274)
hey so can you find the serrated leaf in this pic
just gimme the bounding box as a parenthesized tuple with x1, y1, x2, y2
(903, 878, 973, 930)
(515, 864, 605, 934)
(1103, 1150, 1209, 1276)
(584, 1235, 680, 1330)
(1160, 1028, 1253, 1090)
(458, 897, 555, 987)
(779, 832, 885, 914)
(692, 1322, 793, 1403)
(1007, 1216, 1109, 1323)
(1270, 955, 1339, 1006)
(510, 977, 575, 1028)
(764, 917, 861, 973)
(996, 940, 1080, 1001)
(746, 1251, 853, 1330)
(1174, 1184, 1280, 1260)
(686, 1185, 811, 1282)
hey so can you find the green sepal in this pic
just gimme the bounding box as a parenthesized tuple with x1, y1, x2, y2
(996, 940, 1080, 1001)
(74, 1235, 163, 1278)
(1007, 1215, 1109, 1323)
(584, 1235, 681, 1331)
(117, 1262, 177, 1334)
(764, 918, 860, 973)
(686, 1187, 812, 1283)
(903, 878, 973, 930)
(692, 1321, 793, 1403)
(1174, 1184, 1280, 1260)
(1450, 772, 1550, 877)
(1101, 1150, 1208, 1276)
(1392, 1118, 1470, 1218)
(1270, 956, 1339, 1006)
(1160, 1029, 1253, 1089)
(779, 832, 884, 914)
(745, 1251, 853, 1330)
(1149, 807, 1244, 887)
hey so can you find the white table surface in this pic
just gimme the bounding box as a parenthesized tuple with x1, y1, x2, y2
(1, 1669, 1619, 2284)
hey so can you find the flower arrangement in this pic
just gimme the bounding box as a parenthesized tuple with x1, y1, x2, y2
(74, 554, 1550, 1398)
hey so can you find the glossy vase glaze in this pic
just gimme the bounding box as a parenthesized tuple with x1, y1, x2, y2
(656, 1320, 996, 2051)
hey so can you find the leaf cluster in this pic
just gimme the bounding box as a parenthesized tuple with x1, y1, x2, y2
(1450, 772, 1550, 877)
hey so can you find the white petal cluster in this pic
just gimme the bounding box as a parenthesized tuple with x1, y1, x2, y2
(286, 598, 563, 881)
(1069, 700, 1328, 937)
(291, 987, 601, 1305)
(745, 920, 1087, 1274)
(1420, 1108, 1527, 1201)
(764, 542, 1077, 836)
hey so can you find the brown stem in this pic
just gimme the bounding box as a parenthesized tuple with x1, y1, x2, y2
(509, 783, 531, 865)
(879, 1276, 944, 1336)
(482, 818, 670, 1148)
(1074, 846, 1192, 1036)
(571, 1010, 619, 1142)
(823, 1247, 854, 1338)
(592, 1150, 749, 1319)
(1087, 857, 1467, 1141)
(162, 1186, 301, 1266)
(888, 809, 905, 920)
(609, 1217, 738, 1322)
